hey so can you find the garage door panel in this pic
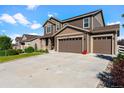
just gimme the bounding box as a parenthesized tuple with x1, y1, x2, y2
(93, 36, 112, 54)
(58, 37, 82, 53)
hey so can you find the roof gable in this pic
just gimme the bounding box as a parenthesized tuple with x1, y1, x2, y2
(43, 17, 61, 27)
(53, 25, 89, 37)
(21, 34, 41, 42)
(15, 37, 22, 42)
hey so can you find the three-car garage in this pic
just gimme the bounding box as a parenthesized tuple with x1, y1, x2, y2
(55, 25, 118, 55)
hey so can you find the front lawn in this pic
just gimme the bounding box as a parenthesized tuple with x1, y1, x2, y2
(0, 52, 42, 63)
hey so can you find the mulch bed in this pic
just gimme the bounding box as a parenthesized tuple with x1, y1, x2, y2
(96, 62, 113, 88)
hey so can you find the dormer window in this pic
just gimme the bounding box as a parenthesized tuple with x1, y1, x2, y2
(56, 22, 61, 31)
(83, 17, 90, 28)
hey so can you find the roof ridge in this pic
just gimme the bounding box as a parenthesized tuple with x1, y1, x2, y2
(62, 9, 102, 22)
(23, 34, 41, 36)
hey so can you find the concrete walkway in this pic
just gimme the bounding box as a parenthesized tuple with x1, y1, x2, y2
(0, 52, 110, 88)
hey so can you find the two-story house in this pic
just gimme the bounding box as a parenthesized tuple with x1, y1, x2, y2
(40, 9, 120, 55)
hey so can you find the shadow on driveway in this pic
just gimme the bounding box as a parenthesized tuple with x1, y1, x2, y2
(95, 54, 113, 61)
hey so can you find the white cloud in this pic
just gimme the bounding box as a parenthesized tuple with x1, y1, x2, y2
(48, 12, 58, 18)
(118, 37, 123, 40)
(0, 13, 42, 31)
(13, 13, 31, 26)
(30, 22, 42, 30)
(1, 30, 6, 33)
(26, 5, 39, 10)
(0, 14, 16, 24)
(107, 21, 121, 25)
(28, 33, 39, 35)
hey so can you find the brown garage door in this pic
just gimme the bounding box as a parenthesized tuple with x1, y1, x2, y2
(59, 37, 82, 53)
(93, 36, 112, 54)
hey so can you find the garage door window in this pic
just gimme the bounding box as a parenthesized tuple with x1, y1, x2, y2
(102, 37, 106, 39)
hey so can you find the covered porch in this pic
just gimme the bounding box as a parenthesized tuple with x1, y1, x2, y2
(40, 36, 54, 50)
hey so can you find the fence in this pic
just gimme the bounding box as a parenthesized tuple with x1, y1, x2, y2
(118, 45, 124, 53)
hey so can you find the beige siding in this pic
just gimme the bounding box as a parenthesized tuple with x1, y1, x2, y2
(57, 28, 83, 36)
(22, 36, 27, 41)
(24, 39, 42, 50)
(93, 12, 104, 29)
(84, 33, 87, 50)
(41, 39, 46, 50)
(55, 28, 86, 52)
(63, 17, 93, 30)
(44, 22, 56, 36)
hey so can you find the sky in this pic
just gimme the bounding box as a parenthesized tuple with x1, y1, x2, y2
(0, 5, 124, 43)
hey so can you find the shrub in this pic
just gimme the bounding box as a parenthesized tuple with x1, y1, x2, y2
(0, 50, 5, 56)
(35, 49, 49, 53)
(16, 49, 23, 54)
(111, 60, 124, 87)
(116, 53, 124, 61)
(44, 49, 49, 53)
(6, 49, 19, 56)
(0, 49, 18, 56)
(110, 53, 124, 87)
(35, 49, 43, 52)
(24, 47, 34, 53)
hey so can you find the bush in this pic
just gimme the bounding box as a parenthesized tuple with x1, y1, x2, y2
(110, 53, 124, 87)
(0, 50, 5, 56)
(24, 47, 34, 53)
(116, 53, 124, 61)
(36, 49, 47, 53)
(6, 49, 18, 56)
(111, 60, 124, 87)
(35, 49, 49, 53)
(44, 49, 49, 53)
(16, 49, 23, 54)
(0, 49, 18, 56)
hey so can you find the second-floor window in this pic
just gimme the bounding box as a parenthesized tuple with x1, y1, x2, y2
(83, 17, 90, 28)
(56, 22, 61, 31)
(46, 24, 52, 33)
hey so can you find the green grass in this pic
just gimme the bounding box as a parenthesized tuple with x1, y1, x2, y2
(0, 52, 43, 63)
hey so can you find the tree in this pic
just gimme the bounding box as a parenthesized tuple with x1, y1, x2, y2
(122, 14, 124, 27)
(0, 35, 12, 50)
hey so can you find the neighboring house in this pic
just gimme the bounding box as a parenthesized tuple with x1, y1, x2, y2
(118, 39, 124, 46)
(40, 9, 120, 55)
(14, 34, 42, 50)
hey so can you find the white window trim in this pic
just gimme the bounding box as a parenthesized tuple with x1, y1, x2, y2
(83, 17, 90, 28)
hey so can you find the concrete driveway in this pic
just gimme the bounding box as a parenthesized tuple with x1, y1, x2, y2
(0, 52, 110, 88)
